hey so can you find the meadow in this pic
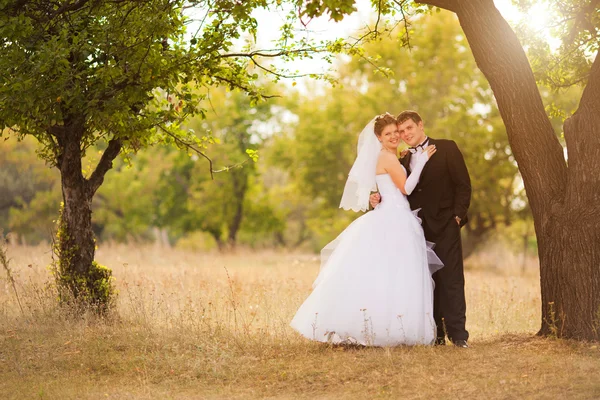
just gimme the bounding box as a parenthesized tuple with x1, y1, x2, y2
(1, 243, 599, 399)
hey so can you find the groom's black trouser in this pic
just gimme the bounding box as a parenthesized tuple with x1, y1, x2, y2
(424, 219, 468, 342)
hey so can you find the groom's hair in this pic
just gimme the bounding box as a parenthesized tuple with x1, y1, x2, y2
(396, 110, 423, 125)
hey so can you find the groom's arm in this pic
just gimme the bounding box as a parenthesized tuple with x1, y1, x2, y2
(446, 141, 471, 224)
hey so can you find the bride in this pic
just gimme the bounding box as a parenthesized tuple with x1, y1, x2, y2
(290, 113, 442, 346)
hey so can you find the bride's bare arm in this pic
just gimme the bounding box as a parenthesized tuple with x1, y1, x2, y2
(384, 146, 436, 195)
(383, 153, 410, 195)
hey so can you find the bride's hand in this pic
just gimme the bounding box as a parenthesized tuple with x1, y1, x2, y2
(423, 145, 437, 160)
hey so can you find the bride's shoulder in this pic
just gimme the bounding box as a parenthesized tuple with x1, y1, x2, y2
(378, 150, 398, 162)
(378, 151, 401, 167)
(377, 151, 401, 171)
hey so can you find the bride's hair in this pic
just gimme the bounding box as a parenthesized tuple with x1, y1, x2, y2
(374, 113, 397, 136)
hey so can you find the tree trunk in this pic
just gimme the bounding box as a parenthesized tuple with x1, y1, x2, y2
(462, 212, 497, 259)
(53, 121, 122, 312)
(539, 214, 600, 338)
(56, 123, 95, 288)
(540, 57, 600, 338)
(60, 176, 95, 277)
(274, 231, 287, 247)
(417, 0, 600, 340)
(227, 169, 248, 248)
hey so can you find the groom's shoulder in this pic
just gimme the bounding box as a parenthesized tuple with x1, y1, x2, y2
(430, 138, 460, 150)
(430, 137, 453, 144)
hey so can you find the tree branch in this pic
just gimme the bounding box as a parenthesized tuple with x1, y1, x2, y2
(158, 125, 254, 180)
(247, 57, 319, 80)
(212, 75, 280, 99)
(374, 0, 383, 39)
(47, 125, 65, 141)
(87, 138, 123, 195)
(415, 0, 459, 13)
(576, 51, 600, 112)
(159, 125, 215, 180)
(1, 0, 33, 17)
(398, 1, 412, 49)
(212, 159, 251, 174)
(562, 51, 600, 202)
(51, 0, 93, 17)
(220, 47, 329, 59)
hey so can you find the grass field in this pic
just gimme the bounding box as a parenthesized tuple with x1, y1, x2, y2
(1, 244, 599, 399)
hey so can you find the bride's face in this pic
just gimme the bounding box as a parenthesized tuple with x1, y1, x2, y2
(378, 123, 400, 150)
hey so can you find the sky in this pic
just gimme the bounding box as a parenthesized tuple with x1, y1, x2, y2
(243, 0, 560, 88)
(235, 0, 561, 137)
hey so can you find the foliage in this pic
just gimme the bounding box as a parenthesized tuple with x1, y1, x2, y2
(268, 11, 531, 252)
(4, 7, 582, 254)
(0, 136, 59, 241)
(81, 87, 286, 248)
(0, 0, 590, 257)
(236, 173, 287, 247)
(162, 87, 284, 248)
(514, 0, 599, 89)
(8, 189, 62, 243)
(93, 150, 169, 242)
(0, 0, 385, 164)
(0, 0, 369, 310)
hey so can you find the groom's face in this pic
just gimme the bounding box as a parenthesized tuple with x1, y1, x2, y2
(398, 119, 426, 147)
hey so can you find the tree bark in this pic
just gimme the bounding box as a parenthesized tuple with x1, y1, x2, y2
(58, 122, 95, 285)
(416, 0, 600, 340)
(54, 119, 122, 309)
(462, 212, 496, 259)
(544, 54, 600, 338)
(227, 169, 248, 248)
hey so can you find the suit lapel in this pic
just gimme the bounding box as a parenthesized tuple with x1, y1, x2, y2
(420, 137, 436, 178)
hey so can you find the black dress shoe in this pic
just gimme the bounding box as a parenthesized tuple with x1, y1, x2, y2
(452, 340, 469, 348)
(434, 338, 446, 346)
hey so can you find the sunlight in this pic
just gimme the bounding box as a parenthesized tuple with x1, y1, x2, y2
(495, 0, 561, 51)
(523, 2, 552, 33)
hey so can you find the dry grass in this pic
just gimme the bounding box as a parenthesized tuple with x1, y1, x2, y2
(1, 244, 599, 399)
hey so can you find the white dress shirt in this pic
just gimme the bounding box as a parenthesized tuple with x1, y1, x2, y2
(409, 137, 430, 171)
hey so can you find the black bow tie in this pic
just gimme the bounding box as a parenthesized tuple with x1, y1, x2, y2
(408, 139, 429, 154)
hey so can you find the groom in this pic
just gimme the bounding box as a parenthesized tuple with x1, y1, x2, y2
(370, 110, 471, 348)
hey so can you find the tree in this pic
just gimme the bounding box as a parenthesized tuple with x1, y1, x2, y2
(92, 148, 167, 242)
(183, 89, 270, 249)
(148, 87, 283, 249)
(413, 0, 599, 341)
(0, 0, 351, 311)
(266, 90, 369, 250)
(303, 0, 599, 340)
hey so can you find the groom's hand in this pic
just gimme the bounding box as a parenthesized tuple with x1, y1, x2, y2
(369, 192, 381, 209)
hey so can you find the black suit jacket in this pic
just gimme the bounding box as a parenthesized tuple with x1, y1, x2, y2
(400, 138, 471, 236)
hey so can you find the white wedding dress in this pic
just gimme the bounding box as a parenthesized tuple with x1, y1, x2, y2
(290, 170, 441, 346)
